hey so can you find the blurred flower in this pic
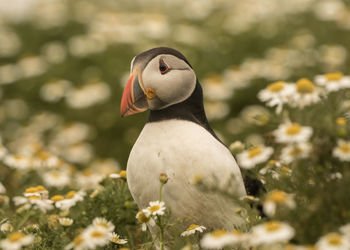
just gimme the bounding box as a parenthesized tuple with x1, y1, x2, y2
(204, 101, 230, 120)
(0, 182, 5, 194)
(280, 143, 312, 164)
(64, 234, 87, 250)
(17, 55, 48, 78)
(249, 221, 295, 246)
(32, 0, 68, 29)
(40, 79, 72, 103)
(62, 143, 93, 164)
(82, 225, 110, 249)
(274, 122, 313, 144)
(42, 169, 70, 188)
(202, 75, 233, 101)
(52, 122, 91, 145)
(59, 217, 73, 227)
(3, 154, 32, 169)
(109, 232, 127, 244)
(314, 0, 346, 22)
(316, 232, 350, 250)
(340, 224, 350, 237)
(237, 145, 274, 169)
(263, 190, 296, 217)
(0, 27, 21, 57)
(68, 35, 106, 57)
(136, 210, 155, 231)
(289, 78, 323, 109)
(240, 105, 270, 126)
(14, 194, 53, 213)
(90, 158, 121, 176)
(181, 224, 206, 237)
(258, 81, 294, 114)
(0, 221, 13, 232)
(229, 141, 245, 154)
(319, 45, 347, 69)
(144, 201, 166, 217)
(0, 232, 34, 250)
(76, 169, 103, 190)
(0, 64, 21, 85)
(315, 72, 350, 92)
(201, 229, 245, 249)
(41, 41, 67, 64)
(92, 217, 114, 232)
(65, 81, 111, 109)
(332, 140, 350, 162)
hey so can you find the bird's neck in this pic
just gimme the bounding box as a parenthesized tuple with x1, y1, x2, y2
(147, 81, 221, 142)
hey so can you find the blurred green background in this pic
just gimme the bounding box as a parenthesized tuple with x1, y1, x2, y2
(1, 0, 350, 167)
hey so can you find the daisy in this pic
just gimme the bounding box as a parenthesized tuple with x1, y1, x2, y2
(82, 225, 110, 249)
(237, 145, 274, 169)
(263, 190, 296, 217)
(92, 217, 115, 232)
(24, 185, 48, 199)
(0, 232, 34, 250)
(59, 217, 73, 227)
(333, 140, 350, 161)
(249, 221, 295, 246)
(3, 154, 32, 169)
(64, 234, 88, 250)
(315, 72, 350, 92)
(109, 232, 128, 244)
(33, 151, 60, 168)
(42, 170, 70, 188)
(289, 78, 322, 109)
(75, 169, 104, 190)
(0, 222, 13, 232)
(144, 201, 166, 217)
(136, 210, 155, 231)
(52, 191, 84, 211)
(280, 143, 312, 164)
(201, 229, 245, 249)
(109, 170, 127, 179)
(258, 81, 294, 114)
(181, 224, 206, 237)
(274, 122, 313, 144)
(14, 194, 53, 213)
(316, 232, 350, 250)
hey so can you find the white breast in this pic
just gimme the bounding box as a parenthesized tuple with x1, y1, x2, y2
(127, 119, 247, 229)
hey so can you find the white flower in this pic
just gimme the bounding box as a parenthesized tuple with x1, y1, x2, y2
(288, 78, 323, 109)
(181, 224, 206, 237)
(64, 234, 87, 250)
(316, 232, 350, 250)
(59, 217, 73, 227)
(109, 170, 127, 179)
(263, 190, 296, 217)
(53, 191, 85, 210)
(249, 221, 295, 246)
(32, 151, 61, 168)
(136, 210, 155, 231)
(273, 122, 313, 144)
(109, 232, 128, 244)
(280, 143, 312, 164)
(0, 182, 6, 194)
(0, 232, 34, 250)
(333, 140, 350, 162)
(258, 81, 294, 114)
(17, 56, 48, 78)
(3, 154, 32, 169)
(340, 224, 350, 237)
(40, 79, 71, 103)
(0, 222, 13, 232)
(237, 145, 274, 169)
(144, 201, 166, 217)
(0, 144, 8, 159)
(82, 225, 110, 249)
(315, 72, 350, 92)
(43, 170, 70, 188)
(92, 217, 115, 232)
(202, 75, 233, 101)
(201, 229, 245, 249)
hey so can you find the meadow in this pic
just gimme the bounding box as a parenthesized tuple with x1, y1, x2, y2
(1, 0, 350, 249)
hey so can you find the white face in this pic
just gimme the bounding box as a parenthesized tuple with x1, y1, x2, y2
(139, 54, 196, 110)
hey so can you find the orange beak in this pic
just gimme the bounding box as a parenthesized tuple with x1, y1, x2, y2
(120, 72, 148, 117)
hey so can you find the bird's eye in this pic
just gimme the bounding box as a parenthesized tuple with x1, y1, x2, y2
(159, 60, 169, 74)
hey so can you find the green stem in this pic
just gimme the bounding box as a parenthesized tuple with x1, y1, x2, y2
(158, 181, 164, 250)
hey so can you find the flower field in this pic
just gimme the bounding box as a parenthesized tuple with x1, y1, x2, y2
(1, 0, 350, 249)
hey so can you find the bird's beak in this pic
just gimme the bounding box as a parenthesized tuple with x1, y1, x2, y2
(120, 70, 149, 117)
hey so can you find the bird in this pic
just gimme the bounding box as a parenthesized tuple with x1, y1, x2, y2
(120, 47, 250, 235)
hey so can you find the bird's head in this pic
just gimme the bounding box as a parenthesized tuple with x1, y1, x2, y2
(120, 47, 197, 117)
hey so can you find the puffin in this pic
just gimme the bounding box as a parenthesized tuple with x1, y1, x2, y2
(120, 47, 249, 233)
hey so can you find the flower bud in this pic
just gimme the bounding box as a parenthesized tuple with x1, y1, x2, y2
(159, 173, 168, 184)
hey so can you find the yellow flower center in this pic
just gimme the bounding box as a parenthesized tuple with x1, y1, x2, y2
(137, 211, 150, 223)
(119, 170, 127, 178)
(8, 232, 24, 242)
(336, 117, 347, 126)
(267, 190, 287, 203)
(149, 205, 160, 212)
(267, 81, 285, 92)
(339, 144, 350, 153)
(325, 72, 343, 81)
(326, 233, 342, 246)
(74, 236, 83, 246)
(296, 78, 314, 93)
(36, 185, 47, 192)
(51, 172, 61, 179)
(186, 224, 200, 231)
(211, 229, 227, 237)
(38, 151, 50, 160)
(264, 221, 281, 231)
(290, 146, 302, 156)
(83, 169, 93, 176)
(50, 195, 64, 202)
(286, 123, 302, 135)
(110, 235, 121, 243)
(248, 147, 262, 158)
(13, 155, 24, 160)
(96, 222, 108, 228)
(66, 191, 77, 199)
(25, 187, 38, 193)
(231, 230, 243, 236)
(91, 230, 104, 238)
(28, 195, 41, 200)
